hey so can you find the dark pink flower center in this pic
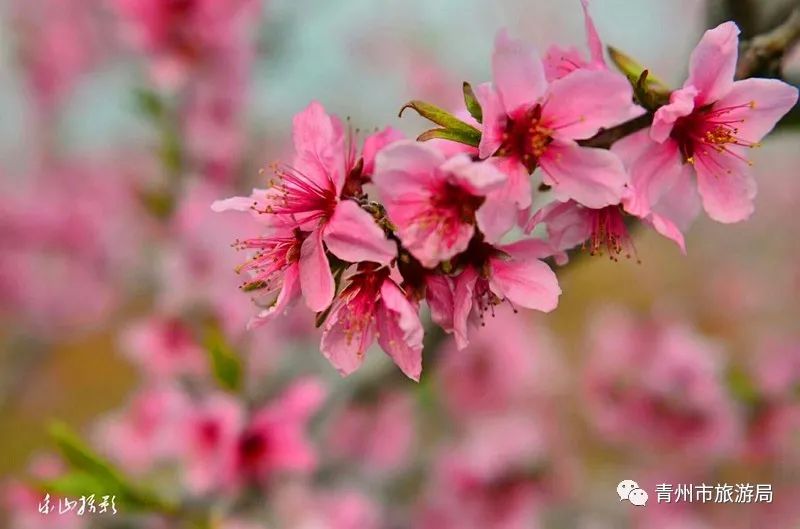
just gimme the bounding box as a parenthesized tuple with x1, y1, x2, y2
(262, 165, 338, 225)
(160, 317, 193, 352)
(234, 230, 305, 292)
(237, 429, 271, 472)
(584, 206, 637, 262)
(332, 266, 389, 350)
(670, 101, 758, 166)
(497, 104, 553, 172)
(431, 182, 485, 225)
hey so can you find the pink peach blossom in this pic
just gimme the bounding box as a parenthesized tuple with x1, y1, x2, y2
(417, 414, 555, 529)
(583, 307, 740, 458)
(449, 239, 560, 349)
(120, 316, 206, 380)
(327, 391, 416, 473)
(475, 30, 638, 210)
(95, 385, 190, 475)
(215, 102, 397, 313)
(320, 265, 424, 381)
(184, 378, 325, 494)
(644, 22, 798, 223)
(438, 305, 562, 419)
(373, 141, 508, 265)
(113, 0, 259, 88)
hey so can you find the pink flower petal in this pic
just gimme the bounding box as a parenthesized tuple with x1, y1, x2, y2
(273, 377, 326, 421)
(440, 154, 507, 196)
(373, 140, 445, 194)
(361, 127, 404, 175)
(620, 139, 684, 218)
(292, 101, 347, 194)
(377, 280, 424, 381)
(489, 248, 561, 312)
(299, 229, 335, 312)
(320, 296, 375, 377)
(651, 86, 698, 143)
(650, 161, 701, 234)
(453, 267, 479, 349)
(425, 274, 455, 333)
(543, 45, 587, 81)
(476, 195, 518, 244)
(498, 238, 556, 260)
(694, 149, 756, 223)
(476, 159, 532, 243)
(525, 201, 592, 252)
(581, 0, 605, 67)
(539, 139, 628, 208)
(648, 212, 687, 253)
(492, 29, 547, 116)
(713, 78, 799, 142)
(324, 200, 397, 265)
(373, 143, 475, 268)
(686, 21, 740, 106)
(475, 82, 507, 158)
(211, 195, 256, 213)
(247, 263, 300, 329)
(544, 69, 635, 140)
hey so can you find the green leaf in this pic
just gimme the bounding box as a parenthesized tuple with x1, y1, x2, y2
(416, 127, 480, 147)
(462, 82, 483, 123)
(46, 423, 176, 513)
(134, 89, 164, 119)
(204, 325, 243, 392)
(50, 423, 121, 484)
(399, 100, 482, 140)
(726, 367, 760, 406)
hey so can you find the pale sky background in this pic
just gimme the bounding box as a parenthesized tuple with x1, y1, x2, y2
(0, 0, 709, 171)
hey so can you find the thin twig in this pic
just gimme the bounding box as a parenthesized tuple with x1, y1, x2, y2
(736, 7, 800, 79)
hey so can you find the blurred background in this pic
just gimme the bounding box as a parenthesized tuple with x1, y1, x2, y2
(1, 0, 799, 527)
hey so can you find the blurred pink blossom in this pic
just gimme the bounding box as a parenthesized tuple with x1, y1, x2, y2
(327, 391, 416, 473)
(94, 385, 190, 475)
(183, 378, 325, 494)
(583, 307, 740, 458)
(120, 315, 207, 380)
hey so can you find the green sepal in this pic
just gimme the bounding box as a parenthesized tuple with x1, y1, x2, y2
(462, 82, 483, 123)
(607, 46, 671, 110)
(416, 127, 480, 147)
(399, 100, 482, 146)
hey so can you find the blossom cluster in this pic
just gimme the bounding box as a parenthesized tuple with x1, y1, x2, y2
(216, 7, 797, 381)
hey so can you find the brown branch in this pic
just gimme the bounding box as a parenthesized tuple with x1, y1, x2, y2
(577, 112, 654, 150)
(736, 7, 800, 79)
